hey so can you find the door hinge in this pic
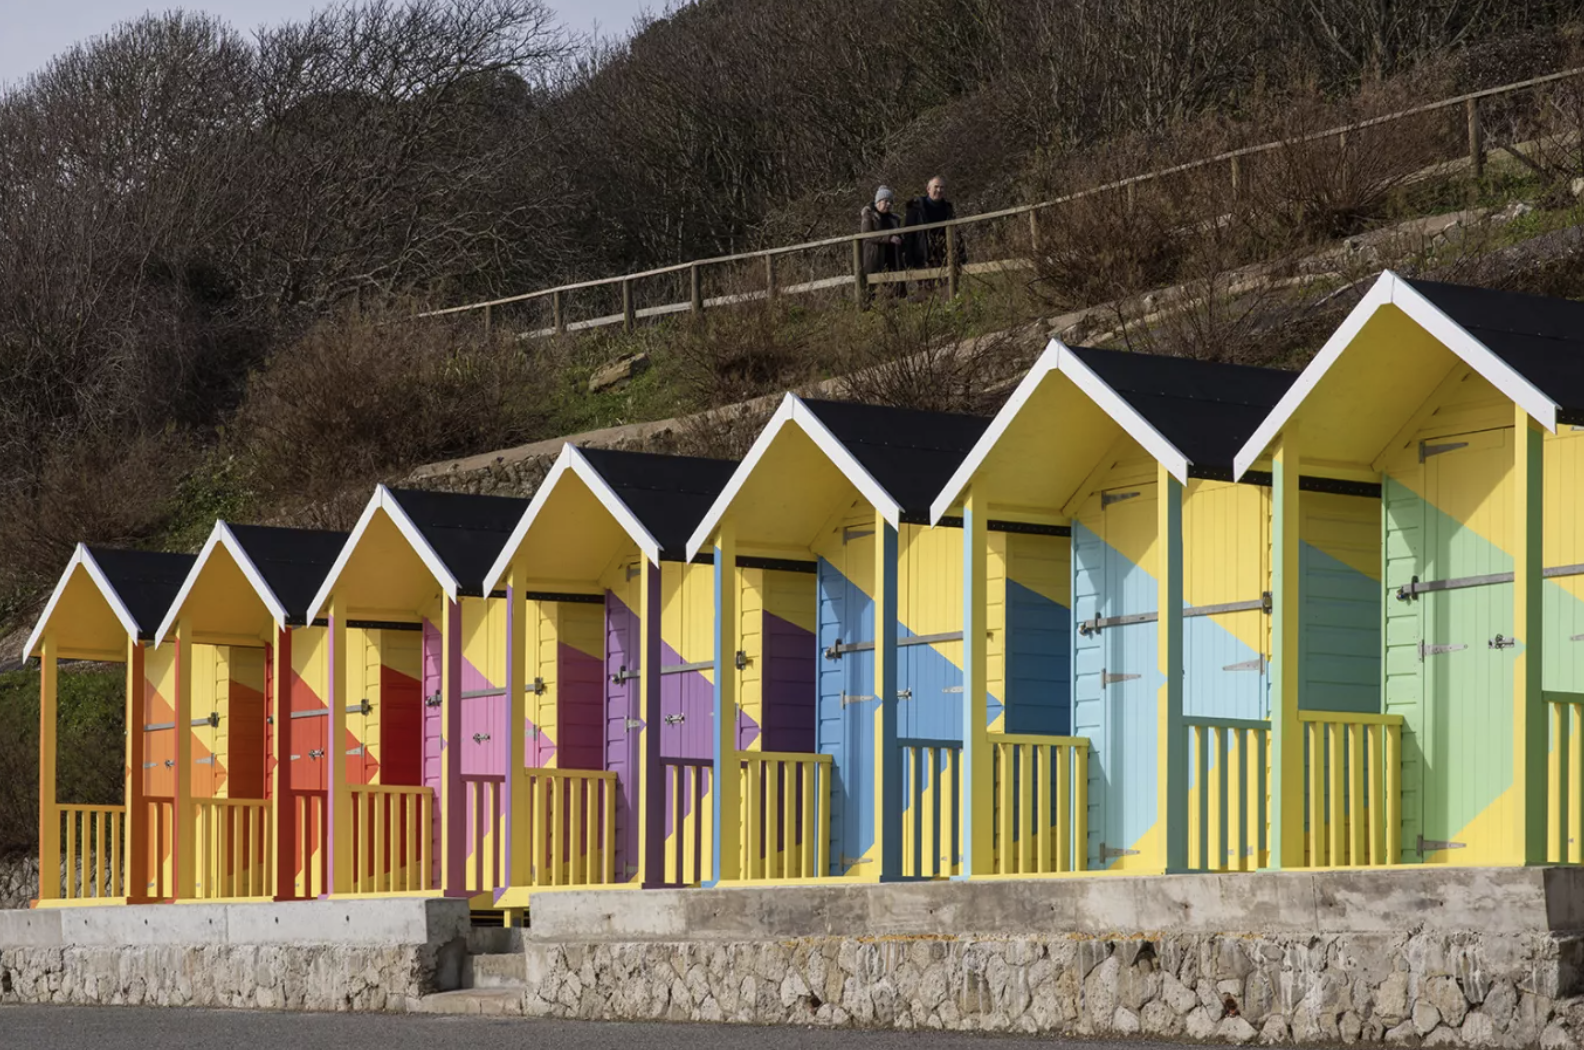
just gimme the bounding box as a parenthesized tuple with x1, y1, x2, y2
(611, 665, 640, 684)
(735, 649, 749, 671)
(530, 677, 547, 695)
(1418, 641, 1467, 660)
(1420, 440, 1469, 461)
(1488, 634, 1517, 650)
(1223, 658, 1265, 673)
(624, 718, 644, 731)
(1101, 491, 1142, 508)
(1101, 844, 1140, 858)
(347, 746, 364, 756)
(1102, 671, 1141, 687)
(425, 692, 442, 708)
(195, 756, 214, 765)
(663, 713, 686, 725)
(943, 685, 964, 694)
(840, 856, 874, 867)
(840, 692, 875, 706)
(1417, 834, 1465, 855)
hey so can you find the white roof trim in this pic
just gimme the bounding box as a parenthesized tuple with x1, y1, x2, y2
(305, 485, 460, 623)
(684, 393, 904, 561)
(1233, 270, 1560, 478)
(153, 522, 289, 647)
(482, 444, 665, 594)
(24, 544, 140, 659)
(1057, 339, 1192, 484)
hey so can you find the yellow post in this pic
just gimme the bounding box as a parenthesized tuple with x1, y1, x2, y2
(960, 486, 993, 877)
(329, 592, 352, 893)
(174, 616, 196, 898)
(1269, 425, 1305, 868)
(125, 637, 147, 902)
(1514, 405, 1546, 864)
(38, 633, 59, 901)
(506, 563, 529, 887)
(1157, 464, 1186, 870)
(711, 522, 742, 883)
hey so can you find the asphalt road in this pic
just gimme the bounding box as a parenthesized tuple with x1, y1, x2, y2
(0, 1005, 1179, 1049)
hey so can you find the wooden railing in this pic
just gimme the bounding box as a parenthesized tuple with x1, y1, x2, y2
(192, 798, 273, 900)
(415, 66, 1584, 338)
(523, 767, 619, 889)
(1301, 711, 1402, 868)
(738, 751, 832, 882)
(899, 738, 962, 879)
(659, 758, 712, 887)
(144, 798, 176, 901)
(287, 791, 327, 899)
(1547, 691, 1584, 864)
(51, 804, 125, 901)
(991, 733, 1089, 876)
(461, 774, 505, 893)
(1187, 718, 1270, 872)
(347, 784, 434, 894)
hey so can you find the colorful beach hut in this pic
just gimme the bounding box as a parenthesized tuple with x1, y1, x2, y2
(305, 486, 529, 900)
(481, 444, 815, 905)
(686, 394, 1075, 884)
(1234, 271, 1584, 870)
(933, 343, 1314, 876)
(152, 522, 347, 900)
(26, 545, 194, 904)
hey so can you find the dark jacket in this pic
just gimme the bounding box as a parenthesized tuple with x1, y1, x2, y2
(904, 194, 964, 269)
(860, 204, 904, 275)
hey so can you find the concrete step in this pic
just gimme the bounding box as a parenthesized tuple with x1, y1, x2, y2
(463, 951, 527, 989)
(414, 987, 525, 1016)
(466, 926, 523, 955)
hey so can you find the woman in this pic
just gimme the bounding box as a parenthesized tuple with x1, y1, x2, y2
(859, 185, 905, 302)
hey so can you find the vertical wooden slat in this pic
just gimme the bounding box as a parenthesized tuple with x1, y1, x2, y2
(65, 808, 77, 899)
(782, 762, 796, 881)
(1571, 704, 1584, 864)
(1308, 724, 1325, 867)
(1017, 744, 1033, 875)
(111, 810, 122, 898)
(604, 774, 616, 884)
(1207, 729, 1224, 872)
(747, 757, 763, 881)
(817, 759, 832, 878)
(1056, 745, 1071, 873)
(1229, 730, 1245, 872)
(1037, 746, 1053, 874)
(997, 742, 1013, 874)
(1327, 724, 1345, 864)
(800, 760, 815, 878)
(1368, 726, 1385, 866)
(420, 791, 433, 892)
(1348, 723, 1366, 866)
(1189, 727, 1204, 869)
(1074, 745, 1089, 872)
(93, 810, 105, 897)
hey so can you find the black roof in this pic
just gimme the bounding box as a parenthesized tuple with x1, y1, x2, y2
(227, 524, 349, 624)
(1070, 346, 1297, 471)
(1408, 279, 1584, 415)
(800, 399, 991, 517)
(84, 547, 196, 639)
(386, 489, 532, 595)
(577, 448, 738, 561)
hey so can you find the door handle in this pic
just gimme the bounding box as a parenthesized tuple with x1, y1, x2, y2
(473, 732, 492, 743)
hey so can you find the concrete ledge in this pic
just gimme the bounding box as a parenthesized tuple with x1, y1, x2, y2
(527, 867, 1584, 943)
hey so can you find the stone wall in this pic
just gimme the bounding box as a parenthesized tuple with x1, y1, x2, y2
(0, 856, 39, 910)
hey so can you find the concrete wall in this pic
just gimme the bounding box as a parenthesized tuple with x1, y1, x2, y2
(0, 897, 470, 1012)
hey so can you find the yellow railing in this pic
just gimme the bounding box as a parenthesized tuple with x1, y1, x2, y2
(348, 784, 434, 894)
(738, 751, 832, 882)
(523, 767, 619, 888)
(145, 798, 176, 901)
(991, 734, 1089, 876)
(192, 798, 273, 900)
(899, 738, 961, 879)
(1301, 711, 1402, 868)
(1188, 719, 1270, 872)
(1547, 691, 1584, 863)
(289, 791, 327, 899)
(54, 803, 125, 901)
(462, 774, 505, 893)
(659, 758, 711, 886)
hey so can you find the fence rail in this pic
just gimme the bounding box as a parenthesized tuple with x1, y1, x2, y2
(415, 65, 1584, 337)
(524, 767, 619, 889)
(348, 784, 433, 895)
(192, 798, 273, 900)
(51, 803, 125, 901)
(1547, 691, 1584, 864)
(1301, 710, 1402, 868)
(1187, 718, 1270, 872)
(900, 738, 962, 879)
(738, 750, 832, 882)
(288, 791, 327, 899)
(991, 733, 1089, 876)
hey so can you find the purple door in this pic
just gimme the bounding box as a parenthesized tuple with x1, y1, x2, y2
(605, 588, 641, 883)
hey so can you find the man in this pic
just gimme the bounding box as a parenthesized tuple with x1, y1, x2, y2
(860, 185, 906, 304)
(904, 176, 965, 287)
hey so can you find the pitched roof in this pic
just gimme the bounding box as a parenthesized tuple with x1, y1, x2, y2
(225, 525, 349, 623)
(83, 547, 196, 638)
(1069, 346, 1298, 472)
(384, 488, 532, 595)
(1407, 279, 1584, 416)
(575, 448, 738, 561)
(798, 399, 991, 517)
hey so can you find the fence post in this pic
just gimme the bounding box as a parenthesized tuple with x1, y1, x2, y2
(483, 304, 492, 342)
(622, 279, 635, 333)
(851, 239, 865, 306)
(1229, 155, 1242, 199)
(551, 291, 565, 335)
(946, 224, 960, 298)
(689, 264, 703, 316)
(1467, 97, 1484, 181)
(1027, 210, 1039, 255)
(765, 254, 777, 301)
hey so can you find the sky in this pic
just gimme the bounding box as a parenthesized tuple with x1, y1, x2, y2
(0, 0, 653, 87)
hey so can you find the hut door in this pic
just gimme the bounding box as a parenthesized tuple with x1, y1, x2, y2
(291, 634, 329, 794)
(1417, 426, 1515, 862)
(816, 508, 878, 875)
(1184, 483, 1271, 721)
(1099, 482, 1158, 864)
(605, 568, 643, 881)
(660, 565, 713, 763)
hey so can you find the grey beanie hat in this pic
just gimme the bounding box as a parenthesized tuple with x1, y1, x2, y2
(875, 185, 894, 204)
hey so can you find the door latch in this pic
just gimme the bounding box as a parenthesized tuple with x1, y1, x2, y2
(530, 677, 546, 695)
(308, 749, 325, 760)
(472, 732, 492, 743)
(663, 713, 685, 725)
(1488, 634, 1516, 650)
(896, 689, 913, 700)
(425, 692, 442, 707)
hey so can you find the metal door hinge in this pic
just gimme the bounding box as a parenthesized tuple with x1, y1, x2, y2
(195, 756, 214, 765)
(425, 692, 442, 707)
(735, 650, 749, 671)
(1102, 671, 1141, 687)
(840, 856, 874, 867)
(840, 692, 875, 706)
(943, 685, 964, 694)
(611, 665, 641, 684)
(530, 677, 547, 695)
(204, 711, 220, 728)
(1418, 641, 1466, 660)
(1420, 440, 1469, 461)
(624, 718, 644, 731)
(625, 564, 641, 580)
(1102, 491, 1142, 508)
(1223, 658, 1265, 673)
(663, 713, 686, 725)
(1417, 834, 1465, 855)
(472, 732, 491, 743)
(351, 698, 372, 716)
(164, 759, 175, 768)
(841, 526, 875, 544)
(347, 746, 364, 756)
(1573, 634, 1584, 642)
(1488, 634, 1516, 650)
(1101, 844, 1140, 858)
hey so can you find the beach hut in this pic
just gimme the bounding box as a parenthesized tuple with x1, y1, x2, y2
(25, 545, 193, 904)
(152, 522, 347, 900)
(1234, 271, 1584, 869)
(305, 486, 529, 900)
(933, 342, 1311, 876)
(481, 444, 817, 906)
(686, 394, 1076, 884)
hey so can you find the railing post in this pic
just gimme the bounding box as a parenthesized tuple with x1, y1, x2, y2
(1156, 464, 1186, 872)
(552, 290, 565, 335)
(946, 225, 961, 298)
(271, 626, 294, 898)
(125, 637, 148, 901)
(439, 598, 465, 892)
(329, 594, 352, 895)
(765, 255, 777, 301)
(483, 303, 492, 342)
(638, 559, 666, 887)
(959, 487, 993, 878)
(873, 513, 901, 881)
(1514, 403, 1546, 864)
(852, 238, 866, 305)
(689, 264, 703, 316)
(173, 617, 196, 899)
(1270, 425, 1305, 868)
(505, 564, 528, 888)
(1467, 97, 1485, 181)
(39, 632, 59, 901)
(710, 522, 742, 884)
(622, 279, 635, 333)
(1027, 210, 1040, 255)
(1230, 155, 1241, 199)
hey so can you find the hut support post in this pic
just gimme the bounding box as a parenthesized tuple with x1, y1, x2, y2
(874, 513, 902, 880)
(638, 559, 666, 887)
(1156, 465, 1187, 872)
(329, 594, 351, 894)
(125, 638, 148, 901)
(506, 566, 528, 887)
(440, 598, 465, 891)
(1269, 426, 1306, 868)
(1514, 406, 1547, 863)
(711, 523, 742, 884)
(271, 626, 295, 898)
(39, 634, 59, 901)
(959, 487, 993, 878)
(174, 617, 196, 898)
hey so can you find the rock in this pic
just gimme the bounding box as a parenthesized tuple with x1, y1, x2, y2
(1377, 971, 1411, 1024)
(1423, 1025, 1463, 1047)
(1242, 971, 1275, 1024)
(1114, 1006, 1141, 1034)
(588, 353, 650, 393)
(1340, 1011, 1364, 1044)
(1426, 976, 1468, 1028)
(1186, 1006, 1220, 1040)
(1163, 973, 1200, 1015)
(1386, 1020, 1420, 1045)
(1083, 955, 1119, 1027)
(1198, 978, 1227, 1017)
(1571, 176, 1584, 200)
(1460, 1011, 1497, 1048)
(1540, 1023, 1571, 1050)
(1480, 979, 1517, 1030)
(1416, 1002, 1443, 1037)
(1220, 1015, 1258, 1044)
(1142, 999, 1182, 1037)
(1259, 1016, 1290, 1045)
